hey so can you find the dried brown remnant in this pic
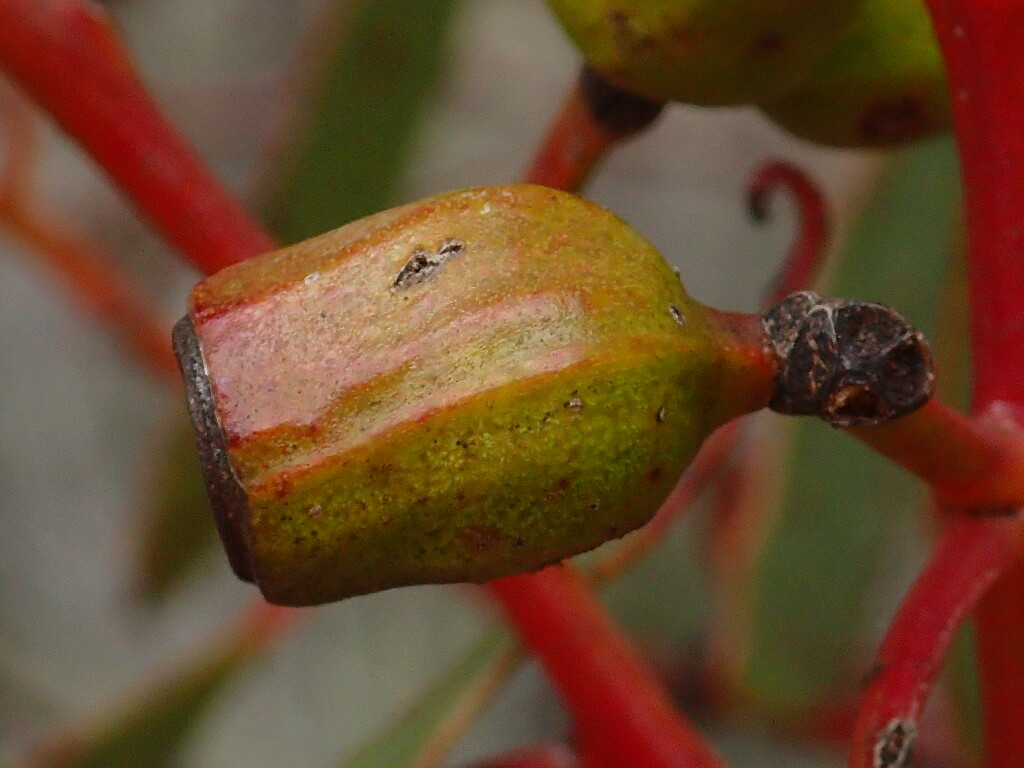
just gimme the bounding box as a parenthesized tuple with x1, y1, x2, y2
(392, 239, 465, 291)
(873, 719, 917, 768)
(763, 291, 935, 427)
(579, 65, 665, 138)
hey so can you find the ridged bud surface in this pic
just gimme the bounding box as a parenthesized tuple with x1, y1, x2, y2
(175, 185, 768, 605)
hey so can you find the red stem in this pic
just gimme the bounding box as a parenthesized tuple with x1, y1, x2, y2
(0, 0, 274, 274)
(848, 511, 1024, 768)
(3, 202, 180, 381)
(0, 82, 178, 380)
(746, 161, 830, 306)
(849, 399, 1024, 510)
(924, 1, 1024, 409)
(524, 80, 614, 192)
(490, 566, 728, 768)
(923, 3, 1024, 765)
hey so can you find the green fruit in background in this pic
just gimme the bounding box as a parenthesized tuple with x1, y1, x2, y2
(759, 0, 950, 147)
(544, 0, 866, 106)
(174, 185, 773, 606)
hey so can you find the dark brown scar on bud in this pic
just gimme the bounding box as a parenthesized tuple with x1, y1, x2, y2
(579, 66, 665, 138)
(392, 239, 465, 291)
(763, 291, 935, 427)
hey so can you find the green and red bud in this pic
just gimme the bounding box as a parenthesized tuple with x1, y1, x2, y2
(174, 185, 774, 606)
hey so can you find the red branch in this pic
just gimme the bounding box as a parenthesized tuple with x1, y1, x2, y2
(747, 161, 830, 306)
(848, 511, 1024, 768)
(524, 80, 615, 192)
(924, 1, 1024, 408)
(490, 566, 728, 768)
(923, 3, 1024, 765)
(0, 84, 177, 380)
(0, 0, 274, 274)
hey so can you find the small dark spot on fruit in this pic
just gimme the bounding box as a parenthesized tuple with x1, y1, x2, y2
(461, 526, 501, 551)
(608, 8, 656, 50)
(751, 31, 784, 56)
(392, 249, 435, 290)
(656, 406, 666, 423)
(437, 238, 465, 257)
(514, 536, 526, 547)
(392, 239, 464, 291)
(416, 496, 429, 505)
(861, 98, 929, 145)
(565, 397, 584, 413)
(647, 466, 663, 484)
(669, 304, 686, 327)
(590, 502, 600, 511)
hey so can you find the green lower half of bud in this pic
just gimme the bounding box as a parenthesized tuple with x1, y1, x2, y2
(244, 345, 720, 605)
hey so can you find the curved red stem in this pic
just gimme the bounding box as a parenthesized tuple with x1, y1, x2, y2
(747, 161, 830, 306)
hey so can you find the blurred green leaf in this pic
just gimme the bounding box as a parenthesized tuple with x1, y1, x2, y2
(742, 136, 962, 711)
(266, 0, 462, 243)
(30, 634, 251, 768)
(133, 416, 216, 603)
(339, 627, 515, 768)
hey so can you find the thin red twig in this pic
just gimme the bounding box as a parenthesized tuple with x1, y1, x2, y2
(0, 0, 274, 275)
(747, 161, 830, 306)
(0, 82, 178, 381)
(524, 68, 662, 192)
(848, 510, 1024, 768)
(490, 566, 729, 768)
(921, 4, 1024, 764)
(524, 80, 614, 191)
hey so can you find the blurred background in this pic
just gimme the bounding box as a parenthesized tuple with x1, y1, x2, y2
(0, 1, 968, 766)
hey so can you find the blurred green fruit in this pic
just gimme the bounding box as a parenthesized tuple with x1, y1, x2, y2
(759, 0, 950, 147)
(544, 0, 866, 105)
